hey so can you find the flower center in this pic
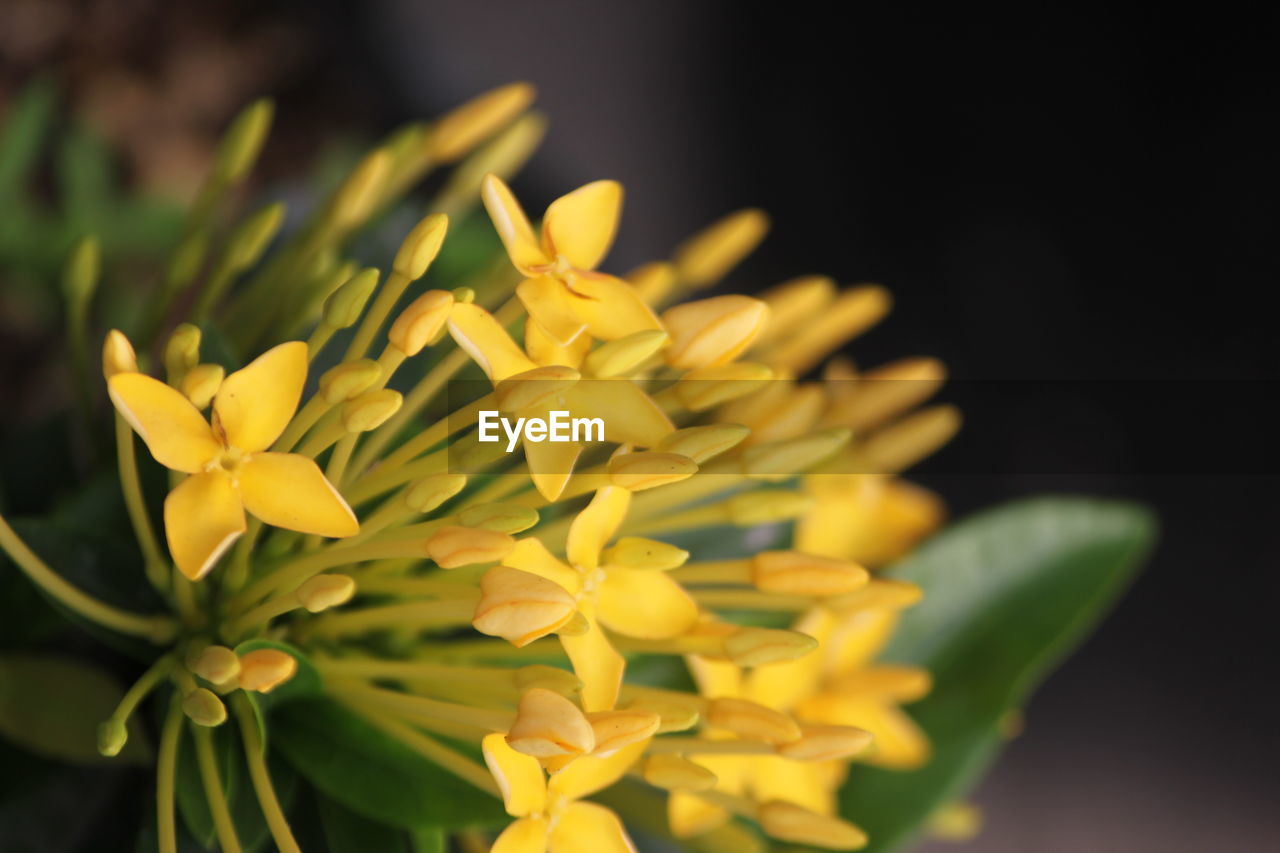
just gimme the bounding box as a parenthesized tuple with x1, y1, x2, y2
(216, 446, 246, 473)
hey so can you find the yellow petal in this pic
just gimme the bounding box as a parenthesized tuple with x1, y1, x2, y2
(560, 605, 625, 712)
(566, 486, 631, 571)
(504, 538, 584, 595)
(748, 756, 838, 815)
(745, 608, 835, 711)
(213, 341, 308, 452)
(686, 654, 743, 699)
(541, 180, 622, 271)
(525, 316, 590, 369)
(447, 302, 538, 381)
(548, 740, 647, 801)
(525, 437, 583, 502)
(564, 382, 673, 448)
(828, 609, 898, 674)
(518, 277, 588, 346)
(507, 687, 596, 758)
(597, 568, 698, 640)
(568, 274, 663, 341)
(482, 732, 547, 817)
(548, 802, 634, 853)
(796, 695, 929, 770)
(482, 173, 551, 273)
(668, 791, 731, 839)
(493, 817, 549, 853)
(164, 470, 246, 580)
(108, 373, 220, 473)
(237, 452, 358, 537)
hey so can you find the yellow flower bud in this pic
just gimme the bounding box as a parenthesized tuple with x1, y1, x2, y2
(427, 526, 515, 568)
(515, 665, 582, 697)
(428, 82, 536, 163)
(164, 323, 201, 383)
(213, 98, 273, 184)
(319, 359, 382, 404)
(297, 574, 356, 613)
(98, 718, 128, 757)
(182, 688, 228, 727)
(330, 148, 391, 231)
(765, 284, 891, 375)
(392, 213, 449, 280)
(506, 687, 594, 758)
(191, 645, 241, 685)
(741, 429, 852, 481)
(829, 578, 923, 612)
(62, 235, 100, 307)
(607, 452, 698, 491)
(704, 698, 801, 743)
(225, 201, 285, 271)
(673, 209, 769, 288)
(823, 357, 947, 432)
(855, 405, 961, 474)
(102, 330, 138, 379)
(757, 801, 868, 850)
(776, 725, 874, 761)
(662, 295, 770, 369)
(440, 113, 547, 208)
(723, 627, 818, 667)
(725, 490, 813, 525)
(751, 551, 869, 597)
(642, 754, 717, 791)
(829, 666, 932, 702)
(494, 365, 580, 412)
(181, 363, 225, 410)
(473, 566, 577, 647)
(323, 267, 380, 329)
(458, 503, 540, 534)
(627, 261, 677, 304)
(584, 329, 669, 378)
(587, 709, 660, 754)
(388, 289, 454, 355)
(403, 473, 467, 513)
(165, 229, 209, 293)
(601, 537, 688, 571)
(656, 424, 750, 463)
(342, 389, 403, 432)
(757, 275, 837, 344)
(238, 649, 297, 693)
(622, 696, 700, 733)
(672, 362, 773, 411)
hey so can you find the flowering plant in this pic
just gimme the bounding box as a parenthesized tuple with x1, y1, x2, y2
(0, 82, 1154, 852)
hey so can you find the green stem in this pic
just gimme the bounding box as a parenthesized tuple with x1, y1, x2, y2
(156, 694, 184, 853)
(115, 413, 170, 592)
(193, 725, 245, 853)
(232, 695, 302, 853)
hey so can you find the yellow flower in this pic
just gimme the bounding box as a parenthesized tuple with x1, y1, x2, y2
(481, 173, 661, 345)
(107, 340, 358, 579)
(483, 731, 648, 853)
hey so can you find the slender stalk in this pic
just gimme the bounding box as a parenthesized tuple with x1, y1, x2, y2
(691, 589, 814, 611)
(669, 560, 751, 585)
(0, 511, 178, 642)
(115, 414, 170, 592)
(232, 695, 301, 853)
(304, 597, 477, 640)
(156, 694, 184, 853)
(105, 654, 175, 731)
(193, 725, 244, 853)
(345, 271, 411, 362)
(230, 538, 429, 612)
(644, 738, 777, 756)
(330, 681, 511, 736)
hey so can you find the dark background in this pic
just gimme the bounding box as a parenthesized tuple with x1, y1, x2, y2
(5, 1, 1279, 850)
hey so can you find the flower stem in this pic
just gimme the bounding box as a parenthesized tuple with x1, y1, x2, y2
(232, 694, 301, 853)
(0, 511, 178, 643)
(193, 724, 245, 853)
(105, 653, 174, 733)
(156, 694, 184, 853)
(115, 413, 170, 593)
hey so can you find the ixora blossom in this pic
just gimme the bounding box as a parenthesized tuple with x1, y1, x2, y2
(0, 80, 1085, 853)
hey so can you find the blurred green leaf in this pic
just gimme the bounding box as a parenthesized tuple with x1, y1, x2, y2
(319, 791, 409, 852)
(57, 126, 113, 228)
(840, 497, 1156, 852)
(272, 696, 506, 831)
(410, 826, 446, 853)
(0, 653, 151, 764)
(0, 77, 56, 197)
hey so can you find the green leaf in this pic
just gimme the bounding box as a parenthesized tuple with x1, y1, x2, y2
(319, 791, 409, 853)
(410, 826, 446, 853)
(272, 696, 506, 831)
(0, 653, 151, 764)
(0, 77, 56, 197)
(840, 497, 1156, 852)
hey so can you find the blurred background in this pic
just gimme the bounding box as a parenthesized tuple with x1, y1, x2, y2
(2, 1, 1277, 850)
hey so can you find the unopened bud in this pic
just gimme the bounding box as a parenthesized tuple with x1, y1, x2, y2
(705, 698, 801, 743)
(777, 725, 874, 762)
(825, 357, 947, 431)
(297, 574, 356, 613)
(182, 688, 228, 727)
(494, 365, 580, 412)
(393, 214, 449, 280)
(238, 649, 297, 693)
(607, 452, 697, 491)
(672, 362, 773, 411)
(622, 695, 701, 733)
(164, 324, 201, 383)
(758, 275, 837, 343)
(213, 99, 273, 184)
(98, 718, 128, 757)
(182, 363, 225, 410)
(656, 424, 750, 463)
(226, 202, 285, 271)
(388, 289, 454, 355)
(165, 230, 209, 292)
(587, 709, 660, 754)
(506, 687, 594, 758)
(473, 566, 577, 647)
(404, 473, 467, 513)
(191, 645, 241, 685)
(330, 149, 391, 231)
(830, 578, 923, 613)
(515, 665, 582, 697)
(458, 503, 540, 534)
(643, 754, 717, 791)
(628, 261, 677, 304)
(726, 490, 812, 525)
(602, 537, 688, 571)
(102, 330, 138, 379)
(673, 209, 769, 288)
(428, 82, 536, 162)
(342, 389, 402, 432)
(585, 329, 669, 378)
(856, 405, 961, 474)
(767, 285, 891, 375)
(323, 267, 380, 329)
(742, 429, 852, 481)
(427, 526, 515, 568)
(831, 666, 932, 702)
(758, 802, 868, 850)
(752, 551, 869, 597)
(62, 235, 100, 307)
(662, 295, 769, 370)
(724, 627, 818, 667)
(319, 359, 382, 403)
